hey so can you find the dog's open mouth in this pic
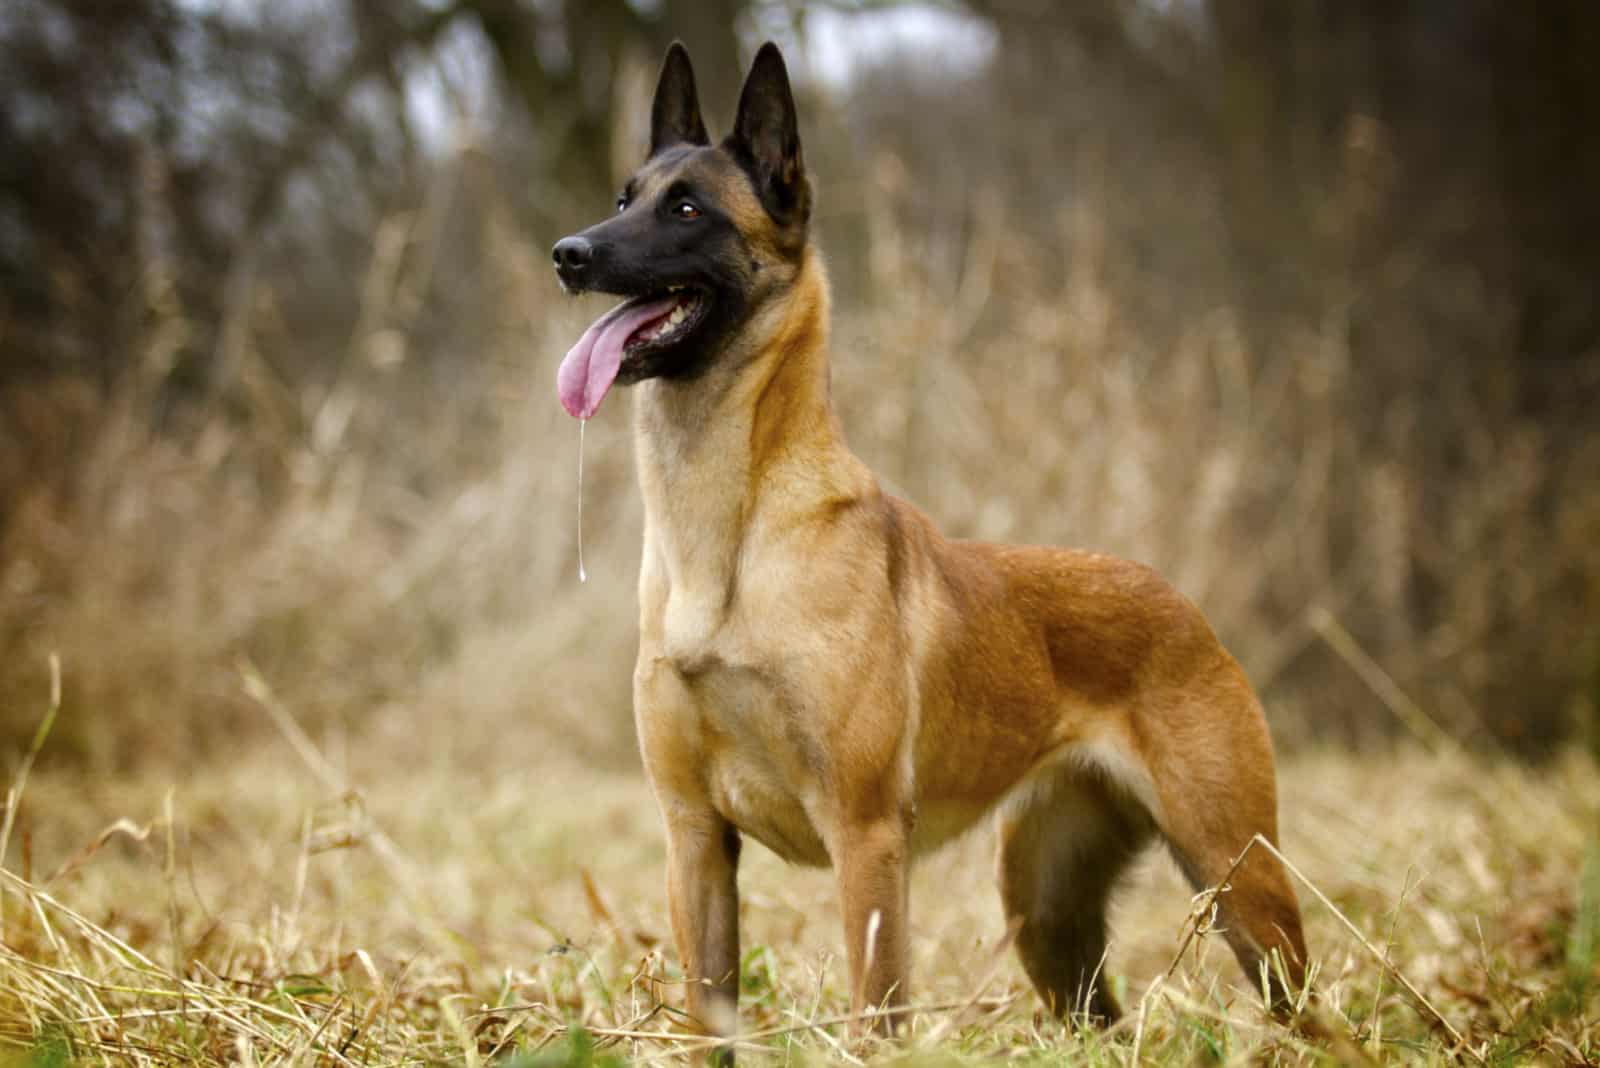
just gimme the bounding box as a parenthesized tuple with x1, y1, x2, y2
(557, 287, 709, 420)
(626, 287, 708, 354)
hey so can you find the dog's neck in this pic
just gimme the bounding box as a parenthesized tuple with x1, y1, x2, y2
(633, 250, 870, 605)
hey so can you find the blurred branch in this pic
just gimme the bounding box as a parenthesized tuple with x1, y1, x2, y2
(238, 4, 468, 239)
(212, 1, 472, 397)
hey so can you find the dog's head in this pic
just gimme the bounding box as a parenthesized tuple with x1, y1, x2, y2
(554, 42, 812, 419)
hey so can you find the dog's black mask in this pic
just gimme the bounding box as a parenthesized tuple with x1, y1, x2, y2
(553, 42, 810, 419)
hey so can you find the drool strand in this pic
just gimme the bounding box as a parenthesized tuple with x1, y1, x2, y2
(577, 418, 587, 583)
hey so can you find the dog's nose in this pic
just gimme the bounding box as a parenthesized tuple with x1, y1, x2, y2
(552, 235, 593, 275)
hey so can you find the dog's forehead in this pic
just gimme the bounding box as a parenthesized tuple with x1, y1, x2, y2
(632, 146, 752, 201)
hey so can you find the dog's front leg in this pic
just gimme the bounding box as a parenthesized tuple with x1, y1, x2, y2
(834, 815, 910, 1035)
(637, 654, 742, 1055)
(663, 810, 741, 1045)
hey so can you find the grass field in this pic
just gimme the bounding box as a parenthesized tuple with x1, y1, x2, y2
(2, 655, 1596, 1067)
(1, 153, 1596, 1067)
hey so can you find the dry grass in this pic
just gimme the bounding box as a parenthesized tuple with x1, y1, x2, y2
(0, 655, 1597, 1066)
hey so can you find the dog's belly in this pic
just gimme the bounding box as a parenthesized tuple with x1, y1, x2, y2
(708, 757, 831, 866)
(909, 799, 991, 856)
(689, 664, 833, 867)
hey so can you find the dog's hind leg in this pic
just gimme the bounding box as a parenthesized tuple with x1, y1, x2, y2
(995, 772, 1154, 1024)
(1137, 678, 1309, 1013)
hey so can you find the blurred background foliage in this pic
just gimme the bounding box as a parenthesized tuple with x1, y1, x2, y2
(0, 0, 1596, 769)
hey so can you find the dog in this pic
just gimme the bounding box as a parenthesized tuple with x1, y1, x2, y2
(552, 40, 1307, 1045)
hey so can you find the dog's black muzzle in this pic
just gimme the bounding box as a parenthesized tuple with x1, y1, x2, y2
(552, 234, 597, 290)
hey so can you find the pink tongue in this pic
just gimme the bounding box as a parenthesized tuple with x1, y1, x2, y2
(557, 296, 678, 419)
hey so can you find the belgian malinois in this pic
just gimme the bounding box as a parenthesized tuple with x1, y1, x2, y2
(553, 41, 1307, 1044)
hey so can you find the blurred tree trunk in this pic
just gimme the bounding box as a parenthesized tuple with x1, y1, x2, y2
(1208, 0, 1600, 377)
(1209, 0, 1392, 327)
(662, 0, 745, 131)
(468, 0, 746, 214)
(468, 0, 639, 216)
(1481, 5, 1600, 378)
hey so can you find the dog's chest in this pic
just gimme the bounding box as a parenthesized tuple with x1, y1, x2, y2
(681, 655, 833, 867)
(638, 491, 846, 868)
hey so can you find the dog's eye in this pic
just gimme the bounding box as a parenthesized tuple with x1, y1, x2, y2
(616, 196, 629, 214)
(673, 200, 701, 220)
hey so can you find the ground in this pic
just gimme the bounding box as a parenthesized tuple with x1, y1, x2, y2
(1, 699, 1596, 1066)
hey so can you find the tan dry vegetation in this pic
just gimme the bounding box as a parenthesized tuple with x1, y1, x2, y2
(1, 661, 1598, 1065)
(3, 130, 1598, 769)
(1, 138, 1598, 1064)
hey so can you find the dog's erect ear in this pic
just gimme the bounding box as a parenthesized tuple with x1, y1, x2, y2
(725, 42, 810, 226)
(650, 42, 709, 157)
